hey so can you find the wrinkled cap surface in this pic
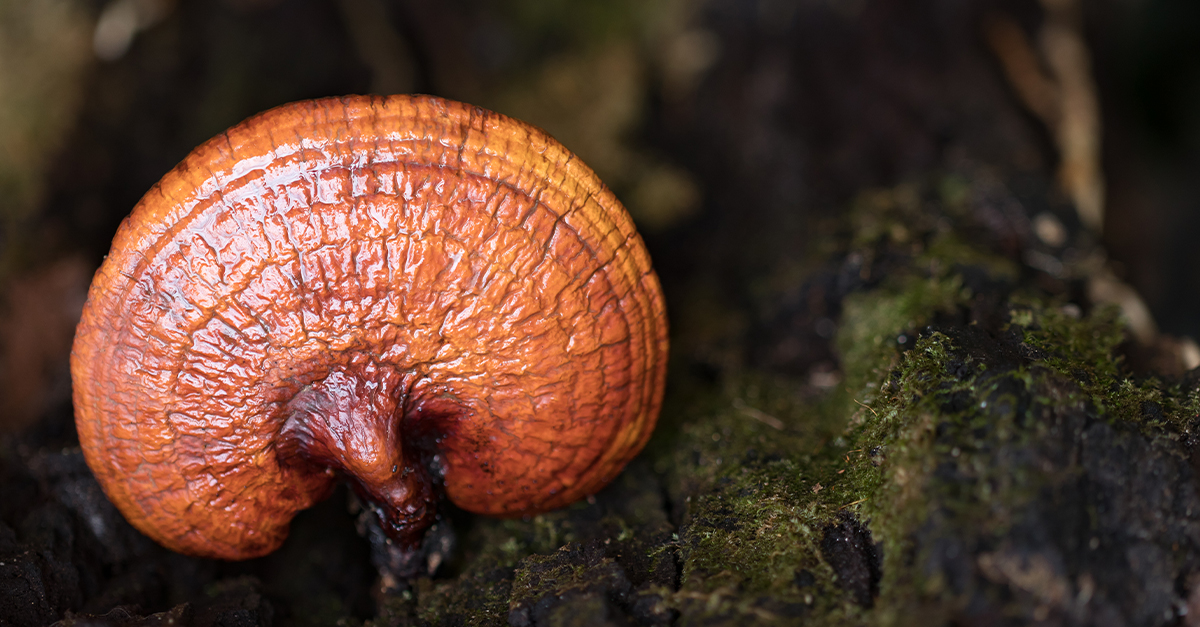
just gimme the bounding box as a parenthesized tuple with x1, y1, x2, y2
(71, 94, 668, 560)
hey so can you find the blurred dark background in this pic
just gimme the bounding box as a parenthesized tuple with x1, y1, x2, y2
(1, 0, 1198, 451)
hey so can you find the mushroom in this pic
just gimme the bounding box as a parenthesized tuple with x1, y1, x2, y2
(71, 95, 668, 560)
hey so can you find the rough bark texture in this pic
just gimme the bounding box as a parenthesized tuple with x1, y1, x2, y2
(14, 173, 1200, 627)
(3, 0, 1199, 626)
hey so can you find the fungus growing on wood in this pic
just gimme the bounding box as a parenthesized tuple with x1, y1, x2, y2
(71, 95, 668, 560)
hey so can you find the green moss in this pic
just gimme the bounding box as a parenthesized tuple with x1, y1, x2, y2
(835, 179, 1018, 394)
(1014, 299, 1200, 433)
(836, 275, 968, 394)
(829, 286, 1200, 623)
(409, 569, 513, 627)
(640, 178, 1036, 623)
(369, 506, 600, 625)
(375, 177, 1199, 626)
(639, 365, 853, 621)
(806, 178, 1199, 622)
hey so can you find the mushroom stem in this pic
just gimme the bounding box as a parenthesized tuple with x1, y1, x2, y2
(72, 95, 668, 560)
(278, 363, 437, 546)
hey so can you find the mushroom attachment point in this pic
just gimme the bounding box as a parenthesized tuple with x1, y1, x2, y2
(71, 95, 669, 560)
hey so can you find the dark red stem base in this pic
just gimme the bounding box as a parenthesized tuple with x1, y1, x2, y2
(278, 363, 438, 547)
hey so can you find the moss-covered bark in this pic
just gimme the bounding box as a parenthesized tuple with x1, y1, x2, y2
(5, 1, 1199, 624)
(352, 176, 1200, 626)
(24, 174, 1200, 627)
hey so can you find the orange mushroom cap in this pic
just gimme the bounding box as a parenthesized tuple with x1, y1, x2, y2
(71, 95, 668, 560)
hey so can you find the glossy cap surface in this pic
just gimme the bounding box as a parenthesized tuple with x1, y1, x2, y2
(71, 95, 668, 559)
